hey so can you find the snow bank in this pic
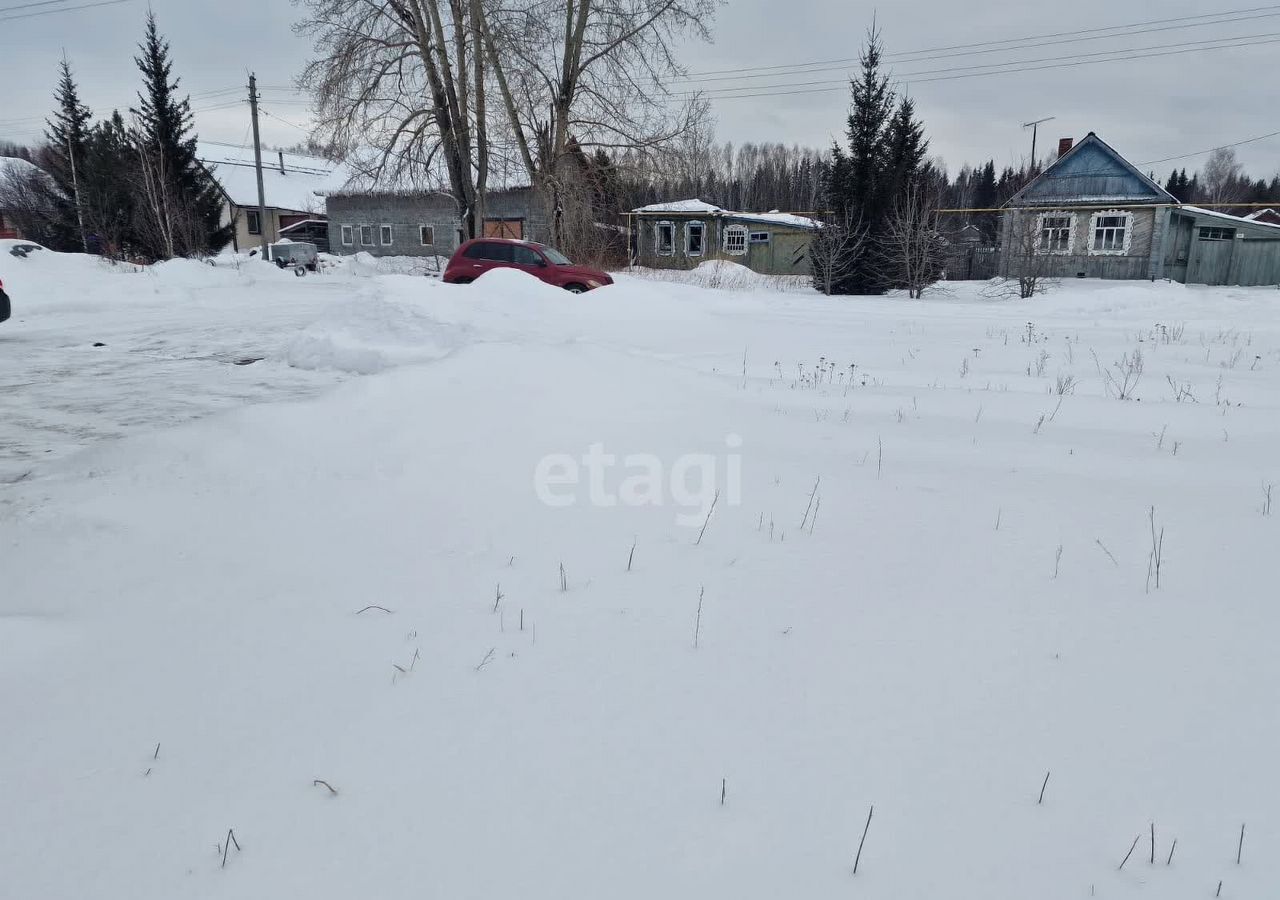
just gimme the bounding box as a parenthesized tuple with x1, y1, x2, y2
(626, 259, 815, 293)
(284, 282, 461, 374)
(6, 263, 1280, 899)
(335, 251, 448, 278)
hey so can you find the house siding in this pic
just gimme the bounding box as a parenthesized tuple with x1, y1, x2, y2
(1000, 207, 1161, 280)
(325, 189, 546, 258)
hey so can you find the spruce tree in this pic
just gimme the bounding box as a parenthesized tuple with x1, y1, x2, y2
(42, 58, 93, 251)
(817, 27, 895, 294)
(129, 11, 229, 258)
(82, 111, 137, 256)
(972, 160, 998, 243)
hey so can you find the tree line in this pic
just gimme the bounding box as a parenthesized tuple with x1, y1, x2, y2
(0, 13, 226, 260)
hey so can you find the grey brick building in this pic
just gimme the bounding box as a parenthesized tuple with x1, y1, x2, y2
(326, 187, 547, 258)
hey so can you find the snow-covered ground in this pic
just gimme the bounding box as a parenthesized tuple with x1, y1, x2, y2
(3, 250, 1279, 899)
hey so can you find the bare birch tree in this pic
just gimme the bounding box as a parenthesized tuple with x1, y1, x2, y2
(474, 0, 715, 251)
(881, 179, 945, 298)
(297, 0, 492, 236)
(811, 211, 866, 296)
(992, 210, 1058, 299)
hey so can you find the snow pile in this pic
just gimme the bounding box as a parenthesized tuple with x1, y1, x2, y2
(284, 282, 460, 374)
(4, 267, 1280, 899)
(334, 251, 448, 279)
(627, 259, 815, 293)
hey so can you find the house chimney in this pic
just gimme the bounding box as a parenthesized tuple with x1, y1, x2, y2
(1057, 137, 1074, 158)
(278, 150, 285, 175)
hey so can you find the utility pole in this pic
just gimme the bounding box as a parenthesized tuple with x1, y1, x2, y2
(1022, 116, 1056, 175)
(247, 73, 269, 257)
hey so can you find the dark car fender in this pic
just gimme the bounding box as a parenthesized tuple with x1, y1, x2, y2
(0, 288, 10, 324)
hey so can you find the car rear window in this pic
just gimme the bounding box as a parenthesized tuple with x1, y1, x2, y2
(463, 242, 512, 262)
(511, 245, 542, 266)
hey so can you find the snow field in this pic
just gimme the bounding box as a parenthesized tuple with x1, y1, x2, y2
(2, 254, 1279, 899)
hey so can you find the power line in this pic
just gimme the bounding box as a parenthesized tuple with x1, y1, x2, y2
(678, 30, 1280, 97)
(0, 0, 77, 14)
(675, 34, 1280, 101)
(679, 10, 1280, 84)
(1141, 129, 1280, 166)
(0, 0, 132, 22)
(675, 2, 1280, 80)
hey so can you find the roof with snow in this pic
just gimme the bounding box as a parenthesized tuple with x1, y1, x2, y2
(631, 199, 821, 230)
(1005, 133, 1177, 208)
(197, 143, 353, 214)
(1177, 205, 1280, 232)
(632, 199, 724, 215)
(1245, 208, 1280, 222)
(0, 156, 45, 184)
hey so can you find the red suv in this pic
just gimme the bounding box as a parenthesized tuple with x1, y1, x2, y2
(443, 238, 613, 293)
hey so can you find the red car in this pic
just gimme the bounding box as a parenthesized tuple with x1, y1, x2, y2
(443, 238, 613, 293)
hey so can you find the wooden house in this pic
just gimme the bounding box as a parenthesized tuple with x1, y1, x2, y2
(629, 200, 820, 276)
(1001, 133, 1280, 286)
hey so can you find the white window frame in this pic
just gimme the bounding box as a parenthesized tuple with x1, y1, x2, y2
(246, 209, 262, 236)
(1034, 211, 1076, 255)
(748, 231, 771, 245)
(359, 225, 374, 247)
(379, 224, 394, 246)
(340, 225, 353, 246)
(656, 220, 675, 256)
(419, 225, 435, 246)
(685, 220, 705, 257)
(723, 223, 748, 256)
(1088, 210, 1133, 256)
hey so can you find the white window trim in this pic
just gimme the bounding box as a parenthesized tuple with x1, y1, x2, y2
(340, 225, 353, 246)
(685, 220, 705, 257)
(1034, 211, 1076, 256)
(419, 225, 435, 247)
(723, 223, 748, 256)
(748, 231, 771, 244)
(656, 220, 675, 256)
(379, 224, 394, 246)
(359, 225, 374, 247)
(1087, 210, 1133, 256)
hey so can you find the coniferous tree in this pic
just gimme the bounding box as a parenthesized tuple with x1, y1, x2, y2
(816, 28, 896, 294)
(41, 58, 93, 250)
(129, 12, 229, 258)
(972, 160, 998, 242)
(82, 112, 137, 255)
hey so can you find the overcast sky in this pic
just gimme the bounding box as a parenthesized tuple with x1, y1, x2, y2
(2, 0, 1278, 182)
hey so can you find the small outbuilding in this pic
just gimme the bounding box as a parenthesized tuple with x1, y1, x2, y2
(629, 200, 820, 276)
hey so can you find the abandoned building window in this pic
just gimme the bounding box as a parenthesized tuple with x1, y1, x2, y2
(686, 221, 705, 256)
(360, 225, 374, 246)
(1198, 227, 1235, 242)
(1036, 213, 1074, 254)
(380, 225, 394, 246)
(419, 225, 435, 246)
(246, 210, 262, 236)
(1089, 211, 1132, 254)
(749, 231, 770, 244)
(340, 225, 353, 246)
(723, 224, 748, 255)
(656, 221, 675, 255)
